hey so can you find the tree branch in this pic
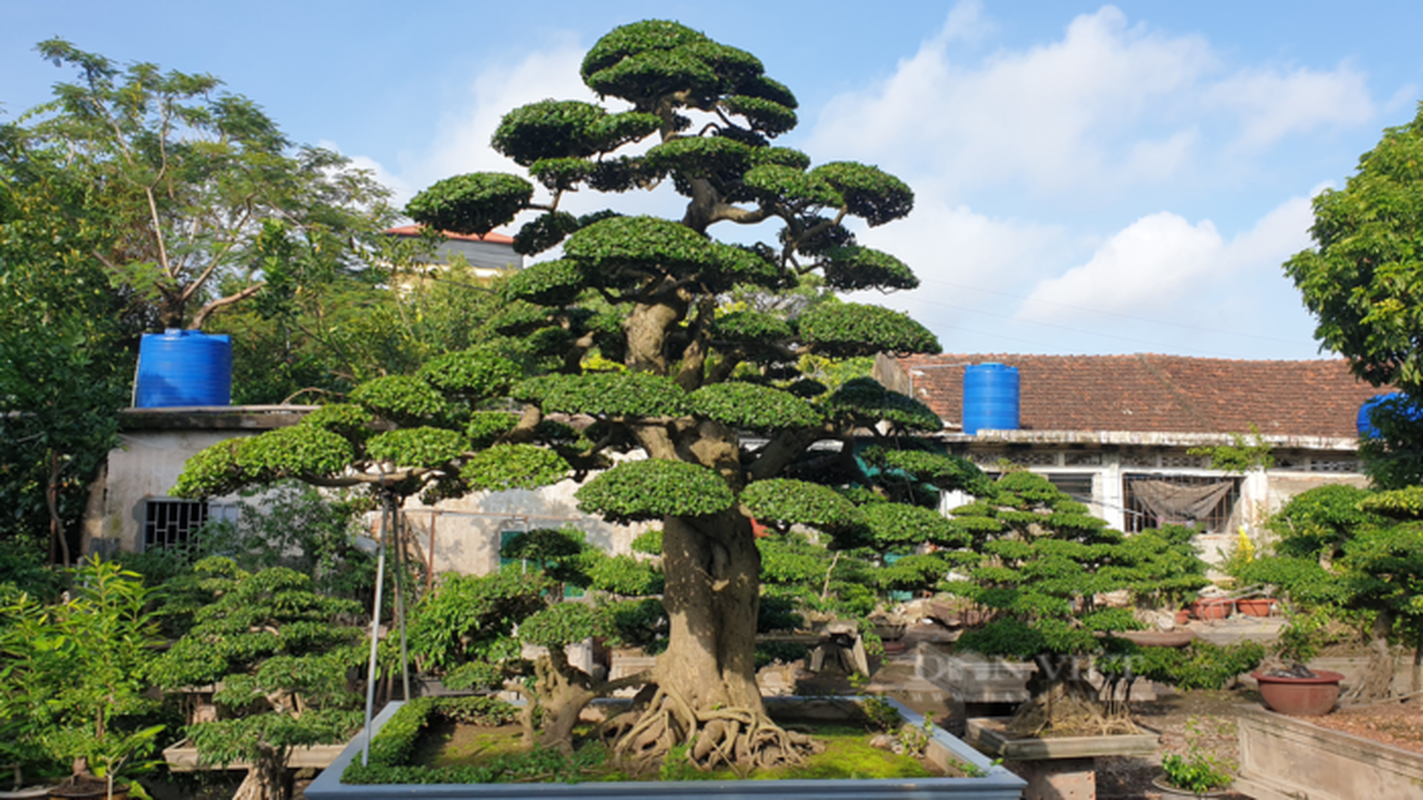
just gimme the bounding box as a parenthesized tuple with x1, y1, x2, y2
(190, 283, 264, 329)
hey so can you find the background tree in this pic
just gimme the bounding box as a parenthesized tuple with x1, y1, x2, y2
(21, 40, 394, 332)
(175, 19, 961, 770)
(0, 120, 131, 564)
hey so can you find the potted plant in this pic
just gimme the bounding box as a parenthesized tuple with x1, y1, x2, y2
(1154, 717, 1234, 798)
(1250, 610, 1343, 716)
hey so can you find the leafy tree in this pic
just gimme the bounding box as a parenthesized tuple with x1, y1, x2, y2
(20, 40, 394, 332)
(1358, 394, 1423, 490)
(0, 122, 130, 564)
(406, 529, 661, 753)
(148, 558, 367, 800)
(0, 557, 164, 792)
(173, 19, 961, 771)
(945, 472, 1210, 736)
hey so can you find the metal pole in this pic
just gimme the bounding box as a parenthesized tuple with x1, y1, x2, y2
(361, 494, 390, 767)
(392, 507, 411, 702)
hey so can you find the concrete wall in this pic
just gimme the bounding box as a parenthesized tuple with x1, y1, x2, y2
(90, 413, 647, 575)
(89, 428, 257, 553)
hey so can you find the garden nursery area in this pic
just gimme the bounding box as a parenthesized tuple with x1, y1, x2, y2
(7, 16, 1423, 800)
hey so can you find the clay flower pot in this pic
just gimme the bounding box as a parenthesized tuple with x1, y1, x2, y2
(1174, 609, 1192, 625)
(1253, 669, 1344, 716)
(1236, 597, 1277, 617)
(1191, 598, 1233, 621)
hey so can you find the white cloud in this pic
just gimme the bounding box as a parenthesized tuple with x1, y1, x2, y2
(1206, 64, 1374, 149)
(808, 3, 1376, 198)
(1016, 196, 1315, 324)
(325, 35, 593, 209)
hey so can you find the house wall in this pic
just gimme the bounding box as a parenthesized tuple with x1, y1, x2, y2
(946, 439, 1369, 575)
(90, 409, 645, 574)
(88, 428, 257, 554)
(392, 481, 648, 577)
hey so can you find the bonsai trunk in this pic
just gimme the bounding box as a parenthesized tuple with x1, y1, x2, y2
(606, 514, 817, 770)
(231, 743, 287, 800)
(1346, 609, 1395, 702)
(1008, 655, 1137, 738)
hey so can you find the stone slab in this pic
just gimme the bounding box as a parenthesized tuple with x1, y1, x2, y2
(1237, 703, 1423, 800)
(966, 718, 1158, 760)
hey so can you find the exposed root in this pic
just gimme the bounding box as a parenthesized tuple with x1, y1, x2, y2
(601, 686, 823, 773)
(1007, 677, 1138, 738)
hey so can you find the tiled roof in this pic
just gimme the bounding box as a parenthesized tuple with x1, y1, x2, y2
(896, 354, 1391, 440)
(385, 224, 515, 244)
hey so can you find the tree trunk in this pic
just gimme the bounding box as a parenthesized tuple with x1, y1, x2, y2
(230, 744, 286, 800)
(1007, 655, 1136, 738)
(1347, 610, 1396, 703)
(606, 513, 817, 770)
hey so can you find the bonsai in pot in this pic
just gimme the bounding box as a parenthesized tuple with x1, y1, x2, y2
(945, 477, 1211, 737)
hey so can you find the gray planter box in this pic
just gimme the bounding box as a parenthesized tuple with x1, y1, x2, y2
(1235, 703, 1423, 800)
(305, 697, 1027, 799)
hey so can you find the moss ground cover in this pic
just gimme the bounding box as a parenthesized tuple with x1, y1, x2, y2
(345, 698, 977, 785)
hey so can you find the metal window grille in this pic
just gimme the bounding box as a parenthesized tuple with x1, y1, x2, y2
(143, 499, 209, 551)
(1045, 473, 1095, 505)
(1121, 473, 1240, 534)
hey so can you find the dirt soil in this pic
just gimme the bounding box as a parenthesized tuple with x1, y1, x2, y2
(1297, 698, 1423, 754)
(1097, 687, 1258, 800)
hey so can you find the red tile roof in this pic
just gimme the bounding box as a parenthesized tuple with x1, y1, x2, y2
(386, 224, 515, 244)
(896, 354, 1391, 440)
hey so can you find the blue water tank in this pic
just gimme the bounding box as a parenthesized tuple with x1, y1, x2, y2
(1358, 392, 1421, 438)
(963, 363, 1020, 435)
(134, 329, 233, 408)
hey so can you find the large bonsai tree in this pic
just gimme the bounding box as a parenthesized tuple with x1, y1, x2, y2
(175, 19, 964, 770)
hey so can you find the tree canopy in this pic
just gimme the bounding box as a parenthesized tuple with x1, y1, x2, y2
(1287, 101, 1423, 393)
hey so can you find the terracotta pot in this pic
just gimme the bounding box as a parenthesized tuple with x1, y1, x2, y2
(1174, 609, 1192, 625)
(881, 640, 908, 655)
(1191, 598, 1233, 620)
(1253, 669, 1344, 716)
(1236, 597, 1277, 617)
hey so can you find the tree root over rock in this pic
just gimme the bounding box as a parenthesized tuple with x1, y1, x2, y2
(601, 686, 823, 773)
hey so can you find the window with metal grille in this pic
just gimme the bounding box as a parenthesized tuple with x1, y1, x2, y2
(1045, 473, 1095, 505)
(143, 499, 209, 551)
(1121, 474, 1240, 534)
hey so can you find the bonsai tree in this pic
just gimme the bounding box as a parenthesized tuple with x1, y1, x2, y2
(174, 19, 964, 770)
(148, 558, 367, 800)
(405, 528, 662, 753)
(0, 557, 164, 794)
(1242, 484, 1423, 700)
(944, 470, 1210, 736)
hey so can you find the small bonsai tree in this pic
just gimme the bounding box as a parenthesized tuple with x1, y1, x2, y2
(149, 558, 367, 800)
(945, 471, 1210, 735)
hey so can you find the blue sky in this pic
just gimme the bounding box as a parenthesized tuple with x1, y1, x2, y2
(6, 1, 1422, 361)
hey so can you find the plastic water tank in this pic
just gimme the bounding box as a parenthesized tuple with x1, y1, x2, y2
(1358, 392, 1420, 438)
(134, 329, 233, 408)
(963, 363, 1020, 435)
